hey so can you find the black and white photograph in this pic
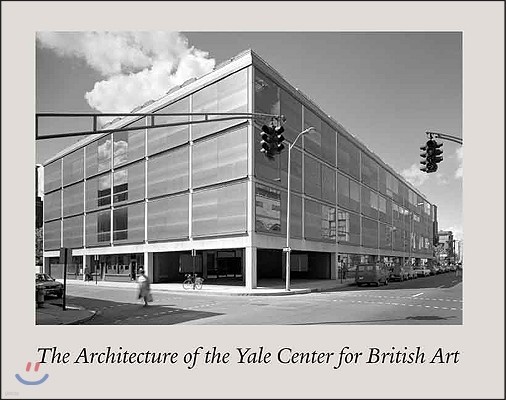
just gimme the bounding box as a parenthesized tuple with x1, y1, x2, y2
(2, 2, 504, 399)
(35, 31, 464, 326)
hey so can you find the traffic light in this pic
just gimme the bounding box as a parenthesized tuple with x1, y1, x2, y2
(274, 125, 285, 153)
(419, 139, 443, 173)
(259, 124, 286, 158)
(433, 141, 443, 165)
(260, 125, 273, 157)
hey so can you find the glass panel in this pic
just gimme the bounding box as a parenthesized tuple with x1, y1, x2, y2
(113, 161, 145, 204)
(85, 172, 111, 211)
(192, 127, 247, 188)
(113, 129, 145, 168)
(280, 89, 302, 143)
(192, 181, 247, 236)
(147, 146, 189, 198)
(337, 173, 349, 209)
(362, 217, 378, 248)
(304, 155, 321, 199)
(147, 194, 189, 240)
(337, 133, 360, 180)
(322, 204, 336, 240)
(322, 164, 336, 204)
(254, 135, 302, 194)
(113, 203, 145, 244)
(304, 199, 336, 241)
(63, 182, 84, 217)
(85, 210, 111, 246)
(85, 135, 112, 177)
(255, 184, 282, 234)
(254, 70, 279, 116)
(193, 68, 248, 140)
(378, 195, 387, 223)
(379, 167, 387, 195)
(338, 209, 360, 244)
(303, 108, 322, 158)
(63, 215, 83, 248)
(149, 97, 190, 155)
(349, 180, 361, 213)
(44, 160, 61, 192)
(63, 149, 84, 186)
(322, 121, 337, 166)
(393, 226, 403, 251)
(379, 223, 392, 249)
(44, 190, 61, 221)
(361, 186, 378, 219)
(288, 193, 302, 239)
(361, 153, 378, 190)
(44, 220, 61, 250)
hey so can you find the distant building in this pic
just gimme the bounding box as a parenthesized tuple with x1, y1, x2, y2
(437, 230, 455, 264)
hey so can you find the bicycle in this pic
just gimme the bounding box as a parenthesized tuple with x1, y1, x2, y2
(183, 273, 204, 290)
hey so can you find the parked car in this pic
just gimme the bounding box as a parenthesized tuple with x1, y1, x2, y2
(389, 265, 408, 282)
(355, 263, 389, 287)
(414, 267, 430, 277)
(405, 265, 418, 279)
(428, 265, 439, 275)
(36, 273, 63, 298)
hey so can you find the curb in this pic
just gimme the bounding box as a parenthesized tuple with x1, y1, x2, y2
(66, 310, 97, 325)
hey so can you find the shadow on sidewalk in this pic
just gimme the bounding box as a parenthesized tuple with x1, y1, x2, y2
(49, 296, 224, 325)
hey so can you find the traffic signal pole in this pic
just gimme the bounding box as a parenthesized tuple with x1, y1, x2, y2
(36, 112, 285, 140)
(426, 131, 463, 145)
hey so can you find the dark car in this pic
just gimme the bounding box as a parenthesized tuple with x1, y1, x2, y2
(36, 273, 63, 298)
(389, 265, 408, 282)
(355, 263, 389, 287)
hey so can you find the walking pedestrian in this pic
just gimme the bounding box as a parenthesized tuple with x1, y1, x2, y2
(136, 267, 152, 306)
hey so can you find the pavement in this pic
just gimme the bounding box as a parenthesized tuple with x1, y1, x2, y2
(36, 302, 97, 325)
(36, 277, 356, 325)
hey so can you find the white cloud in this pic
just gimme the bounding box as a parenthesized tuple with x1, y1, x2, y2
(455, 147, 463, 179)
(400, 164, 429, 187)
(435, 173, 449, 185)
(37, 32, 216, 114)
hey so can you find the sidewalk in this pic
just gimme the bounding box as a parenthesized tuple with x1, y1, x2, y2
(36, 302, 96, 325)
(62, 277, 356, 296)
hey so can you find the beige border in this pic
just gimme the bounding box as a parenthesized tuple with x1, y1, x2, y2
(1, 1, 504, 398)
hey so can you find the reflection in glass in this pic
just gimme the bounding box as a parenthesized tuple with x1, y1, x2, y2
(255, 184, 281, 233)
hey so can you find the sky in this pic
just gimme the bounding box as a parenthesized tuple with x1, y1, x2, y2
(35, 31, 463, 240)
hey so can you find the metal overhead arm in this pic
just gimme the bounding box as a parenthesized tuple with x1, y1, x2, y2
(35, 112, 286, 140)
(426, 131, 463, 145)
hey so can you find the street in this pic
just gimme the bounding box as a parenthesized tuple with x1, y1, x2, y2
(48, 273, 462, 325)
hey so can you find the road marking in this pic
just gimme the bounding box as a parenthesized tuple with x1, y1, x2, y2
(412, 293, 424, 298)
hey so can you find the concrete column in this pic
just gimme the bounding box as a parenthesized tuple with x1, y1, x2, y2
(330, 252, 337, 280)
(245, 246, 257, 290)
(144, 251, 154, 280)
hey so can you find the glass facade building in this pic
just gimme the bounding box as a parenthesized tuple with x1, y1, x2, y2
(43, 50, 437, 288)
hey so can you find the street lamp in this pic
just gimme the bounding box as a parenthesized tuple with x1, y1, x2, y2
(285, 127, 315, 291)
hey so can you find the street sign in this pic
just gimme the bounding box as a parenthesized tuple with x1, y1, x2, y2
(282, 247, 291, 253)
